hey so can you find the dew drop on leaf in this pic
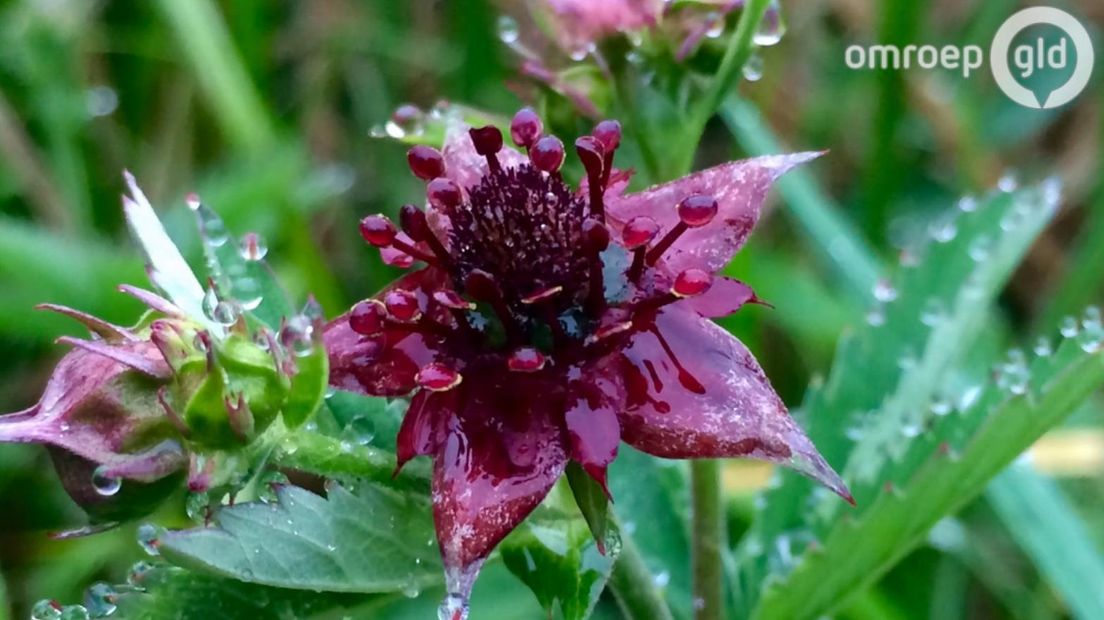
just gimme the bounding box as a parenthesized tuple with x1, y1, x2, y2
(31, 600, 62, 620)
(872, 279, 897, 302)
(58, 606, 90, 620)
(238, 232, 268, 262)
(136, 523, 161, 556)
(1060, 316, 1079, 338)
(83, 582, 117, 617)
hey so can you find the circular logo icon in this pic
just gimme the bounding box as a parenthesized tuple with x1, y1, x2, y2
(990, 6, 1094, 109)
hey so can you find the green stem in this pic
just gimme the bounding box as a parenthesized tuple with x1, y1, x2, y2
(690, 0, 772, 138)
(691, 459, 725, 620)
(608, 528, 675, 620)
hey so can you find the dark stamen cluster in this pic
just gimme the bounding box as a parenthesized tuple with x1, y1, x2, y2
(448, 164, 589, 311)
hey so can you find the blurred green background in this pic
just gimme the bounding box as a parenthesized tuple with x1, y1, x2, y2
(0, 0, 1100, 618)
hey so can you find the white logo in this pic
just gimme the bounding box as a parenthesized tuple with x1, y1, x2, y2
(990, 7, 1094, 109)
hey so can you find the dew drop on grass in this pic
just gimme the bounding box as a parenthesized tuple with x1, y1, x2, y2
(31, 600, 62, 620)
(968, 236, 991, 261)
(495, 15, 519, 44)
(929, 218, 957, 243)
(872, 279, 897, 302)
(1033, 337, 1053, 357)
(91, 467, 121, 497)
(239, 232, 268, 262)
(196, 206, 229, 247)
(212, 300, 240, 325)
(136, 523, 161, 556)
(920, 298, 946, 327)
(83, 582, 117, 617)
(753, 8, 786, 46)
(865, 307, 885, 327)
(1060, 316, 1080, 338)
(930, 399, 952, 416)
(957, 196, 978, 212)
(1077, 307, 1104, 352)
(705, 12, 725, 39)
(997, 173, 1019, 192)
(742, 53, 764, 81)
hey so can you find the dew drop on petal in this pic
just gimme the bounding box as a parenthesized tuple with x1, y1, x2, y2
(91, 466, 121, 496)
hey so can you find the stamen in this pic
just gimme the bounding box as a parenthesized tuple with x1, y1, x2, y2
(672, 269, 713, 297)
(465, 269, 521, 343)
(349, 299, 387, 335)
(400, 204, 452, 267)
(359, 215, 398, 247)
(427, 178, 462, 210)
(530, 136, 565, 175)
(389, 236, 438, 265)
(510, 108, 543, 150)
(407, 145, 445, 180)
(592, 120, 621, 188)
(383, 289, 422, 323)
(584, 320, 634, 345)
(645, 195, 718, 265)
(433, 290, 475, 310)
(469, 126, 504, 174)
(520, 286, 564, 305)
(507, 347, 546, 372)
(583, 219, 609, 315)
(416, 363, 463, 392)
(650, 326, 705, 393)
(622, 216, 659, 282)
(575, 136, 606, 219)
(522, 286, 567, 347)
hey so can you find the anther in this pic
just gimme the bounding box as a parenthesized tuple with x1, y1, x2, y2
(521, 286, 564, 305)
(510, 108, 543, 150)
(383, 289, 422, 323)
(575, 136, 606, 219)
(530, 136, 565, 174)
(507, 347, 546, 372)
(672, 269, 713, 297)
(359, 215, 397, 247)
(427, 177, 462, 210)
(676, 194, 718, 227)
(407, 145, 445, 181)
(623, 216, 659, 282)
(416, 363, 463, 392)
(583, 218, 610, 315)
(349, 299, 387, 335)
(400, 203, 452, 266)
(469, 126, 504, 174)
(592, 120, 621, 187)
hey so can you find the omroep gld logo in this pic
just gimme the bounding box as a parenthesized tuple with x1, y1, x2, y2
(991, 6, 1094, 109)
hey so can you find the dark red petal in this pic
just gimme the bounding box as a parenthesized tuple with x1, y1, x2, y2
(396, 389, 454, 471)
(564, 376, 623, 494)
(683, 276, 755, 318)
(605, 153, 820, 274)
(324, 269, 448, 397)
(432, 372, 568, 587)
(610, 306, 849, 500)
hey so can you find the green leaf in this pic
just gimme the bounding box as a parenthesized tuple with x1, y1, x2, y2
(159, 482, 441, 593)
(272, 430, 429, 492)
(738, 180, 1062, 611)
(566, 462, 610, 552)
(324, 390, 407, 453)
(114, 565, 370, 620)
(501, 504, 617, 620)
(986, 463, 1104, 620)
(747, 315, 1104, 620)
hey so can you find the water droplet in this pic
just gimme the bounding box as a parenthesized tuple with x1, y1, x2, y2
(212, 300, 240, 325)
(968, 236, 991, 261)
(901, 423, 922, 438)
(1033, 337, 1053, 357)
(197, 206, 229, 246)
(742, 53, 764, 81)
(202, 286, 220, 319)
(865, 307, 886, 327)
(705, 12, 725, 39)
(753, 6, 786, 46)
(1077, 306, 1103, 352)
(929, 217, 957, 243)
(1060, 316, 1080, 338)
(238, 233, 268, 262)
(344, 417, 376, 446)
(653, 570, 671, 588)
(83, 583, 117, 617)
(957, 196, 978, 213)
(58, 606, 90, 620)
(235, 278, 263, 311)
(368, 125, 387, 138)
(91, 467, 121, 496)
(127, 560, 155, 587)
(920, 298, 946, 327)
(281, 316, 316, 357)
(958, 385, 982, 410)
(31, 600, 62, 620)
(437, 593, 469, 620)
(996, 349, 1029, 395)
(402, 583, 421, 598)
(897, 351, 918, 371)
(185, 491, 209, 522)
(997, 173, 1019, 192)
(496, 15, 519, 44)
(930, 399, 953, 416)
(873, 279, 898, 302)
(136, 523, 160, 556)
(85, 85, 119, 118)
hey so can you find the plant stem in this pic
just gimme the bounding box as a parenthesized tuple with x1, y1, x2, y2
(608, 528, 674, 620)
(690, 0, 772, 138)
(691, 459, 725, 620)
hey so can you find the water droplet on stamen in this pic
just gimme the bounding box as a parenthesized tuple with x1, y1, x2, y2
(91, 466, 121, 496)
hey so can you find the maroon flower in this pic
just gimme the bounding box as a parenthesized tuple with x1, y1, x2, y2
(326, 109, 850, 609)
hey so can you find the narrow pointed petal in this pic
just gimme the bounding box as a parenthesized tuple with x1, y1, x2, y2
(57, 337, 170, 379)
(432, 374, 568, 587)
(440, 122, 527, 195)
(36, 304, 137, 342)
(117, 285, 185, 317)
(682, 276, 756, 318)
(396, 389, 453, 471)
(606, 153, 821, 274)
(564, 377, 622, 492)
(610, 306, 849, 500)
